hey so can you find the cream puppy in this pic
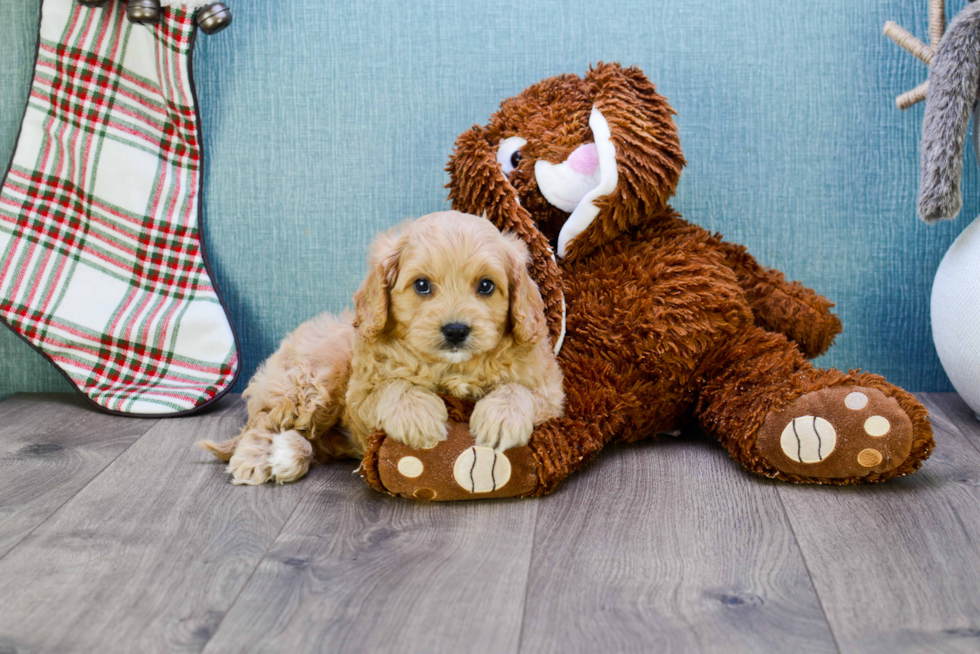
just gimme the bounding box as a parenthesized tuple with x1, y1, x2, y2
(200, 211, 564, 485)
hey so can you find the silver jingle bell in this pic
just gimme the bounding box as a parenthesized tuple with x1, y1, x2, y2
(197, 2, 233, 35)
(127, 0, 162, 24)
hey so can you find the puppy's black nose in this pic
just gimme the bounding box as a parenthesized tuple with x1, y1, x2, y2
(441, 323, 471, 346)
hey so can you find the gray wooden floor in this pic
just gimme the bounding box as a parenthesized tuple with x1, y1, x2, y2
(0, 393, 978, 653)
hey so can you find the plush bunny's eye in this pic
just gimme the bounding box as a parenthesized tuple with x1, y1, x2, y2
(496, 136, 527, 175)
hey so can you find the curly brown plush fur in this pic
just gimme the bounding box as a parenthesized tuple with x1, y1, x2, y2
(364, 63, 933, 496)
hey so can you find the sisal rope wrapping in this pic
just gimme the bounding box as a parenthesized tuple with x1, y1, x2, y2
(929, 0, 946, 49)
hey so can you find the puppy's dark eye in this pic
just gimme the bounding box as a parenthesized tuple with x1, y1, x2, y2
(510, 150, 522, 169)
(477, 278, 495, 296)
(414, 278, 432, 295)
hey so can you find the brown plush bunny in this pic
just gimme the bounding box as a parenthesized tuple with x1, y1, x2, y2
(361, 63, 934, 500)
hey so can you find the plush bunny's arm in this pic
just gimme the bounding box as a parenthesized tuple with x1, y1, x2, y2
(713, 239, 842, 359)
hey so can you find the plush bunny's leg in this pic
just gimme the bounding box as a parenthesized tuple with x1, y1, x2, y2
(696, 326, 933, 483)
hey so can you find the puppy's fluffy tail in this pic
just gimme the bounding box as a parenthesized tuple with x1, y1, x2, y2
(198, 436, 240, 461)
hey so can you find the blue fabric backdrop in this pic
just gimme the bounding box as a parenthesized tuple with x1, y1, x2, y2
(1, 0, 976, 399)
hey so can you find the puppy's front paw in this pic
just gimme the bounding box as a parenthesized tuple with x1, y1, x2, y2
(269, 430, 314, 484)
(471, 390, 534, 451)
(380, 387, 449, 450)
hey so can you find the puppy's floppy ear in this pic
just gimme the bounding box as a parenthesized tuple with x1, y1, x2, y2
(502, 233, 547, 346)
(353, 227, 404, 340)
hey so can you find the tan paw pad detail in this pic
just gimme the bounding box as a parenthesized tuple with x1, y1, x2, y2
(780, 416, 837, 463)
(857, 448, 883, 467)
(397, 456, 424, 478)
(864, 416, 890, 437)
(453, 446, 511, 493)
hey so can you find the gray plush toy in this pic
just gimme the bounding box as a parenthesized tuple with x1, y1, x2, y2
(887, 0, 980, 420)
(920, 1, 980, 222)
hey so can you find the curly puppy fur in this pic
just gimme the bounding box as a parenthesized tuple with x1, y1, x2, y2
(200, 211, 563, 484)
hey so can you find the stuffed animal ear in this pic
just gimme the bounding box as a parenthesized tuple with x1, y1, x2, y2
(503, 233, 547, 346)
(353, 227, 404, 340)
(919, 2, 980, 223)
(447, 126, 536, 236)
(584, 62, 686, 213)
(447, 127, 565, 348)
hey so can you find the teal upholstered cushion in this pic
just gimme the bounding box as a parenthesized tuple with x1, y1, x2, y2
(1, 0, 974, 398)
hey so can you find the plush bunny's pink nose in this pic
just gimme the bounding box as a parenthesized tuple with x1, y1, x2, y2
(566, 142, 599, 176)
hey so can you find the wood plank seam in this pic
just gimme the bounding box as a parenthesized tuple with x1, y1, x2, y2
(198, 484, 314, 653)
(514, 500, 541, 654)
(773, 488, 843, 654)
(774, 393, 980, 652)
(515, 439, 839, 653)
(917, 393, 980, 464)
(0, 402, 160, 564)
(0, 395, 319, 653)
(928, 393, 980, 459)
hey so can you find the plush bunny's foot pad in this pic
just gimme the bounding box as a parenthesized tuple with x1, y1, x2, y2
(369, 423, 538, 501)
(757, 386, 914, 481)
(360, 399, 541, 501)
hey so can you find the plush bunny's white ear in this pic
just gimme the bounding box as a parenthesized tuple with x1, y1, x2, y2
(920, 2, 980, 223)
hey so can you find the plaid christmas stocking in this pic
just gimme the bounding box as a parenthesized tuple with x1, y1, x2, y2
(0, 0, 239, 415)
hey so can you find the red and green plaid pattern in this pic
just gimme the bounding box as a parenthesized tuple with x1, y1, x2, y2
(0, 0, 238, 415)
